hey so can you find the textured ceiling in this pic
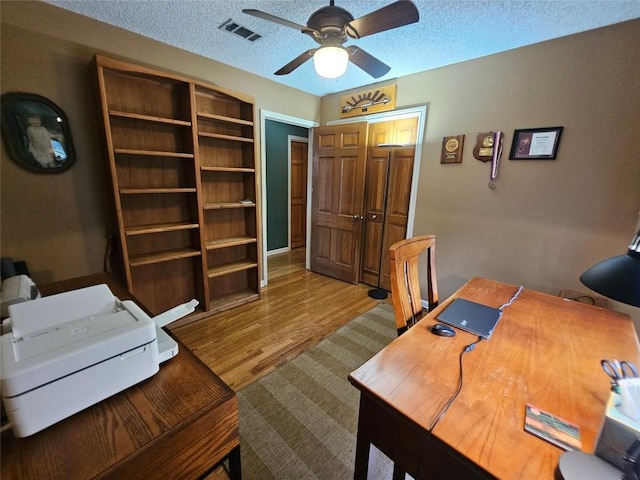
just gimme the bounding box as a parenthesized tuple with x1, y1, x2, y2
(44, 0, 640, 97)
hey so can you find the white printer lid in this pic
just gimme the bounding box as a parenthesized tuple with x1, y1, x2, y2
(8, 284, 116, 339)
(1, 285, 156, 397)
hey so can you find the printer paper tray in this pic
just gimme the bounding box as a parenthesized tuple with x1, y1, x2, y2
(3, 341, 158, 437)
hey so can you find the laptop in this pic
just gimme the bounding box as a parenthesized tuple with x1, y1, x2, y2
(436, 297, 502, 339)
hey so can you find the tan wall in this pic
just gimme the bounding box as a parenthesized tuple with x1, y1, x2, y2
(1, 1, 320, 283)
(322, 19, 640, 323)
(2, 2, 638, 325)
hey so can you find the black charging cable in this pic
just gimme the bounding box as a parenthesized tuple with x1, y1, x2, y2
(424, 286, 524, 433)
(414, 336, 483, 475)
(427, 336, 483, 433)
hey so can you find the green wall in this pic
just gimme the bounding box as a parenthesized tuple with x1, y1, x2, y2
(265, 120, 309, 251)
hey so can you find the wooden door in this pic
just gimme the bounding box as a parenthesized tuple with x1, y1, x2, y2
(361, 147, 415, 291)
(360, 146, 391, 287)
(368, 117, 418, 147)
(393, 117, 419, 145)
(379, 146, 415, 291)
(310, 123, 368, 283)
(290, 140, 308, 249)
(361, 116, 418, 291)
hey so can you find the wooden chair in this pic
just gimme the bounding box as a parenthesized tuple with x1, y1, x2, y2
(389, 235, 438, 336)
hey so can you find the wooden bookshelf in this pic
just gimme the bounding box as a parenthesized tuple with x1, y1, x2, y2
(94, 55, 262, 316)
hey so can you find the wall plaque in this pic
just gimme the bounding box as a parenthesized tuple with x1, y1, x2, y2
(473, 132, 497, 162)
(441, 135, 464, 164)
(340, 85, 396, 118)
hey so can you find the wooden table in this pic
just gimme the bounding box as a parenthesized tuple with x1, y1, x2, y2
(349, 277, 640, 479)
(1, 274, 241, 480)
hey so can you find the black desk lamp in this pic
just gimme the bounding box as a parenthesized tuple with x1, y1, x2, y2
(580, 229, 640, 307)
(560, 229, 640, 479)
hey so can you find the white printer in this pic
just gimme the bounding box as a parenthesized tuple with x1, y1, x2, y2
(0, 274, 40, 318)
(0, 284, 197, 437)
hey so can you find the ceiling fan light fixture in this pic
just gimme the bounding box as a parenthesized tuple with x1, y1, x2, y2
(313, 46, 349, 79)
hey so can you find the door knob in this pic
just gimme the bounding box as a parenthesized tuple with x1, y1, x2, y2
(353, 214, 364, 220)
(371, 214, 377, 219)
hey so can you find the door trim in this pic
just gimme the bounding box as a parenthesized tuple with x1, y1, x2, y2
(260, 110, 318, 287)
(327, 105, 428, 239)
(259, 107, 425, 288)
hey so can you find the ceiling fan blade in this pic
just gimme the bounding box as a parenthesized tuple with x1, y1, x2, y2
(242, 9, 318, 36)
(345, 0, 419, 39)
(346, 46, 390, 78)
(275, 49, 317, 76)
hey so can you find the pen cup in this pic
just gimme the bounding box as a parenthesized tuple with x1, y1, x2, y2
(618, 378, 640, 421)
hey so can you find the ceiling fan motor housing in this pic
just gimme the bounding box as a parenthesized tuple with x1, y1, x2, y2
(307, 5, 354, 39)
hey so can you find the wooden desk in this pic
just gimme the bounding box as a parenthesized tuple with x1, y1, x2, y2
(1, 274, 241, 480)
(349, 277, 640, 479)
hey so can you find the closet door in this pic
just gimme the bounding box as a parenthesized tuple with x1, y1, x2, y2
(361, 146, 391, 287)
(361, 147, 415, 291)
(379, 146, 415, 291)
(309, 123, 368, 283)
(360, 117, 418, 291)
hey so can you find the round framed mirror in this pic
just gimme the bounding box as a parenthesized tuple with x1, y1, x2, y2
(1, 92, 76, 174)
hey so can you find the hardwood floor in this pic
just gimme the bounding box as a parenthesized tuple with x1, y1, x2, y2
(172, 248, 384, 391)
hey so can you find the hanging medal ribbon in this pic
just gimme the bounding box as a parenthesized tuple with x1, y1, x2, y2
(489, 131, 503, 189)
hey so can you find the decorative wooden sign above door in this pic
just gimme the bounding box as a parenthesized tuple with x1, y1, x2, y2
(340, 85, 396, 119)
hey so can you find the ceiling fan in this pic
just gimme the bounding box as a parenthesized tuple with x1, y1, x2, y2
(242, 0, 419, 79)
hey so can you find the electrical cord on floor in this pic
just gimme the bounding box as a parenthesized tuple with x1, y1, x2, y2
(566, 294, 596, 305)
(103, 233, 112, 274)
(427, 336, 483, 433)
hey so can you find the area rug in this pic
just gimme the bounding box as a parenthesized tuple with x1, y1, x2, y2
(237, 303, 397, 479)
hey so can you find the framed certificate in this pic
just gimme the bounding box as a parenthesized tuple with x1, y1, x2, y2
(509, 127, 563, 160)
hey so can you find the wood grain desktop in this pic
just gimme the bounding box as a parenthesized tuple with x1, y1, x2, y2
(0, 274, 240, 480)
(349, 277, 640, 479)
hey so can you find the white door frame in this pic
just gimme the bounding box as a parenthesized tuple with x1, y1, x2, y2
(259, 110, 317, 287)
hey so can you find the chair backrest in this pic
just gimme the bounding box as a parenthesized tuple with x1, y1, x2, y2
(389, 235, 438, 335)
